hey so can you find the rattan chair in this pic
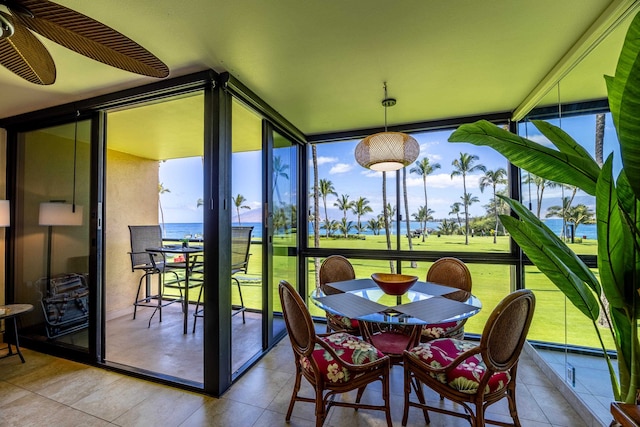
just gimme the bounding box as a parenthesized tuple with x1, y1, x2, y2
(279, 280, 392, 427)
(318, 255, 360, 335)
(421, 257, 473, 341)
(402, 289, 536, 427)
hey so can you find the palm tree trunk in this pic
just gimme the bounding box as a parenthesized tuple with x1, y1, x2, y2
(595, 113, 605, 167)
(312, 145, 321, 288)
(493, 186, 498, 244)
(463, 176, 469, 245)
(382, 172, 395, 273)
(403, 169, 417, 268)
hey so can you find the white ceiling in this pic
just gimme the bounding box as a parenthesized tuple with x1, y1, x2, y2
(0, 0, 638, 139)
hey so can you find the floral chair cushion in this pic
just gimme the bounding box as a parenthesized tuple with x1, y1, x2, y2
(408, 338, 510, 394)
(301, 332, 384, 384)
(327, 312, 359, 330)
(421, 320, 462, 339)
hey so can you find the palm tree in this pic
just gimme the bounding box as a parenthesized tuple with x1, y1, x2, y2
(410, 157, 441, 235)
(461, 192, 479, 238)
(319, 179, 337, 238)
(337, 218, 355, 238)
(272, 155, 289, 206)
(158, 182, 170, 237)
(524, 174, 559, 218)
(566, 204, 596, 235)
(438, 218, 458, 236)
(333, 194, 354, 222)
(412, 205, 434, 238)
(479, 168, 507, 244)
(451, 152, 486, 244)
(449, 202, 463, 230)
(367, 218, 381, 235)
(232, 194, 251, 225)
(351, 196, 373, 236)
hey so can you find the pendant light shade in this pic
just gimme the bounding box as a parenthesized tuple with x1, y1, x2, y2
(355, 131, 420, 171)
(355, 82, 420, 171)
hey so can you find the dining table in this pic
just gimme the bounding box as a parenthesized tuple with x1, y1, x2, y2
(146, 245, 203, 334)
(310, 277, 481, 330)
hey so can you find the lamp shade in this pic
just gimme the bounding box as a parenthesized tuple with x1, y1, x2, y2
(0, 200, 9, 227)
(355, 131, 420, 171)
(39, 202, 83, 226)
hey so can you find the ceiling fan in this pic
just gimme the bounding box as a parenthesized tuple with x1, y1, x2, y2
(0, 0, 169, 85)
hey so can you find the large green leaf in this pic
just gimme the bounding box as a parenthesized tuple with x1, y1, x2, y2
(449, 120, 598, 195)
(607, 11, 640, 199)
(500, 214, 600, 320)
(532, 120, 599, 167)
(596, 155, 626, 308)
(500, 196, 600, 294)
(615, 171, 640, 318)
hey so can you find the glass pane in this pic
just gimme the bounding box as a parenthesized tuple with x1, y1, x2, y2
(272, 131, 297, 339)
(518, 113, 617, 256)
(231, 98, 263, 372)
(15, 120, 91, 351)
(104, 92, 204, 383)
(308, 128, 510, 253)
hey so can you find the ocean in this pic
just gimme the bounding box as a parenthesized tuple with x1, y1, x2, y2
(162, 219, 598, 240)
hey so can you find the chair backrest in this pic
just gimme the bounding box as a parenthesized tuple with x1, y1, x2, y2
(426, 257, 472, 292)
(128, 225, 163, 269)
(481, 289, 535, 372)
(231, 226, 253, 274)
(319, 255, 355, 295)
(279, 280, 316, 358)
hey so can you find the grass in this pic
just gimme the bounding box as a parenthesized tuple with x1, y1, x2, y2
(171, 233, 613, 352)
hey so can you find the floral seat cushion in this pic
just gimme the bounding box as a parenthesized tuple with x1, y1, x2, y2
(421, 320, 462, 339)
(327, 312, 359, 330)
(301, 332, 384, 384)
(408, 338, 510, 394)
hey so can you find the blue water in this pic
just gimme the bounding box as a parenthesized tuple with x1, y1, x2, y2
(163, 219, 598, 240)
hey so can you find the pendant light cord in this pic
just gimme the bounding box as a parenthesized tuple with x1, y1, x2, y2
(383, 81, 388, 132)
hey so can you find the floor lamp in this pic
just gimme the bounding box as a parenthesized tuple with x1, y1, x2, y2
(39, 201, 83, 294)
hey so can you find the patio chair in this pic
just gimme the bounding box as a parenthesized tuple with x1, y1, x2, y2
(402, 289, 535, 427)
(420, 257, 472, 341)
(318, 255, 360, 335)
(192, 226, 253, 331)
(278, 280, 392, 427)
(128, 225, 182, 326)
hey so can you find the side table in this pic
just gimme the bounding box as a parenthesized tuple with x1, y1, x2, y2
(0, 304, 34, 363)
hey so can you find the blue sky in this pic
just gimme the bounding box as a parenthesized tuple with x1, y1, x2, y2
(160, 113, 620, 224)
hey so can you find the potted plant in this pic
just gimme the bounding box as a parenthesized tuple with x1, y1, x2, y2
(448, 12, 640, 403)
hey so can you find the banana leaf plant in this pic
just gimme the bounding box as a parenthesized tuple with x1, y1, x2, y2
(447, 11, 640, 403)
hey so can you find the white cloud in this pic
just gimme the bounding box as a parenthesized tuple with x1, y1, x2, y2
(317, 156, 338, 165)
(329, 163, 353, 174)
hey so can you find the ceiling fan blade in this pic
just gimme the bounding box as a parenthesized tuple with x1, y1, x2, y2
(0, 12, 55, 85)
(11, 0, 169, 78)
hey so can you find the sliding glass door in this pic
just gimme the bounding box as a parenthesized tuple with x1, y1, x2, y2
(103, 92, 205, 385)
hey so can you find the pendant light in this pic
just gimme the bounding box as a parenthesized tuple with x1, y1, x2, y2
(355, 82, 420, 171)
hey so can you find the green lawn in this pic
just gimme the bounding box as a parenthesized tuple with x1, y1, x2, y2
(175, 233, 613, 352)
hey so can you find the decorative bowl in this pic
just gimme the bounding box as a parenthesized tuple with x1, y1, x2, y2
(371, 273, 418, 295)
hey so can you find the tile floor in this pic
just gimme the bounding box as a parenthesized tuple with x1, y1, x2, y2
(0, 337, 610, 426)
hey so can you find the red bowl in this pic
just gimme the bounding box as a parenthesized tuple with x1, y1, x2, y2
(371, 273, 418, 295)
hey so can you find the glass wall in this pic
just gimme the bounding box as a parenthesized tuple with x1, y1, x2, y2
(308, 130, 511, 254)
(15, 120, 91, 351)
